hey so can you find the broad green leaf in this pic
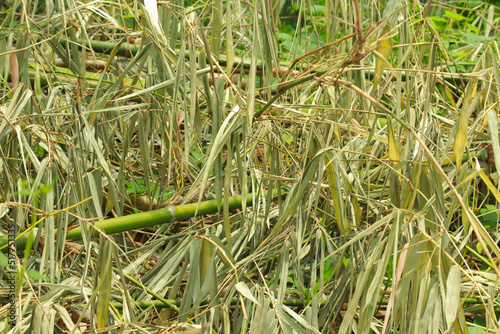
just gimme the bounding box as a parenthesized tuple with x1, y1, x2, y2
(445, 10, 467, 21)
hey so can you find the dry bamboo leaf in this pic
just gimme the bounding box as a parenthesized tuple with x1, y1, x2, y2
(10, 52, 19, 93)
(454, 81, 477, 167)
(225, 1, 234, 76)
(235, 282, 260, 305)
(211, 0, 223, 57)
(382, 242, 409, 334)
(96, 238, 113, 329)
(478, 170, 500, 203)
(486, 108, 500, 173)
(444, 265, 461, 329)
(373, 23, 392, 90)
(324, 153, 347, 235)
(200, 239, 212, 287)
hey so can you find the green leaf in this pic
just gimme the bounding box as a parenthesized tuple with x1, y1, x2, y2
(444, 10, 467, 21)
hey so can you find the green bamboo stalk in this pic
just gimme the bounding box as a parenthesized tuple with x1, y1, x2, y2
(0, 32, 471, 84)
(110, 296, 499, 311)
(66, 189, 283, 240)
(0, 295, 491, 311)
(112, 266, 179, 311)
(68, 38, 473, 85)
(0, 190, 284, 251)
(111, 297, 325, 310)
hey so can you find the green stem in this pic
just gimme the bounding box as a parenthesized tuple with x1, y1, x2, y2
(1, 189, 285, 251)
(112, 267, 179, 312)
(0, 32, 471, 85)
(111, 297, 325, 310)
(68, 39, 474, 84)
(109, 296, 500, 311)
(65, 189, 284, 241)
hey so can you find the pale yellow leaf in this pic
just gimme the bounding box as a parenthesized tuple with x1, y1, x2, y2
(373, 23, 392, 89)
(454, 81, 477, 167)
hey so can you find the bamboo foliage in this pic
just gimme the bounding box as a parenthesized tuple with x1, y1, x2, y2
(0, 0, 500, 333)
